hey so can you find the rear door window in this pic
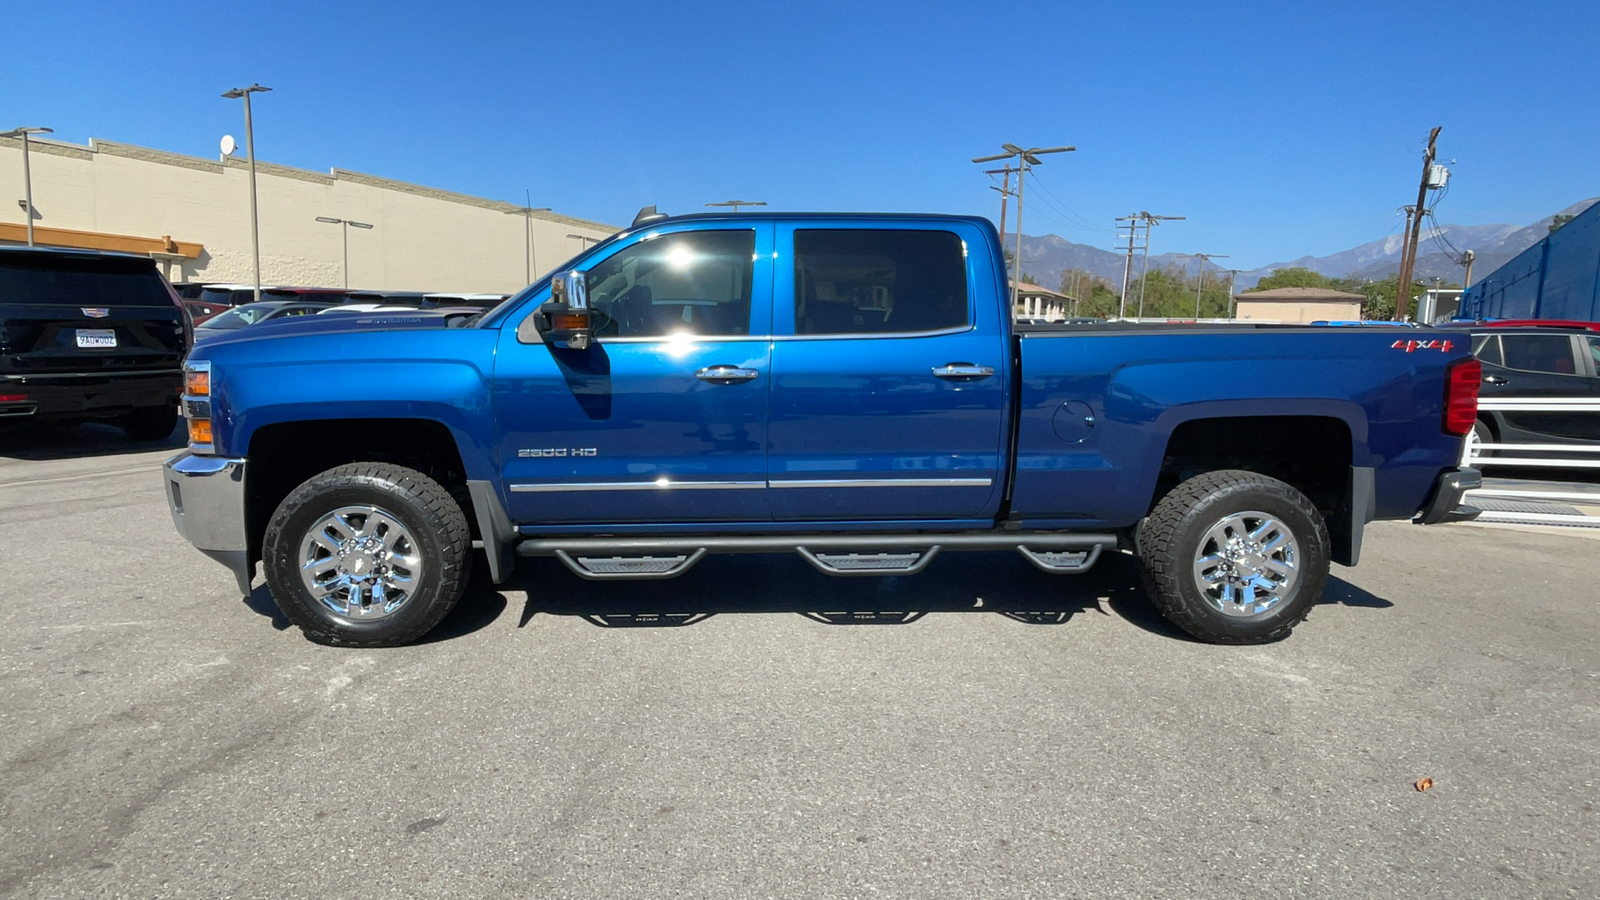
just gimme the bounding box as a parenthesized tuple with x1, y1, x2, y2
(793, 230, 968, 335)
(0, 254, 171, 306)
(1499, 334, 1580, 375)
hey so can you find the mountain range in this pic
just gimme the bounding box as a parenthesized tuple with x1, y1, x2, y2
(1016, 197, 1599, 294)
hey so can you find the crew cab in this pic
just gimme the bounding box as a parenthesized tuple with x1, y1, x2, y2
(163, 212, 1483, 647)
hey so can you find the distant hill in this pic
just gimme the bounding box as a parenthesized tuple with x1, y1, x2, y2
(1013, 197, 1600, 294)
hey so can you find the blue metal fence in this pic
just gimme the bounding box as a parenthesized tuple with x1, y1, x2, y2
(1462, 201, 1600, 321)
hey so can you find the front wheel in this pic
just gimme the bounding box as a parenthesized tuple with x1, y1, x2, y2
(263, 463, 471, 647)
(1139, 470, 1330, 644)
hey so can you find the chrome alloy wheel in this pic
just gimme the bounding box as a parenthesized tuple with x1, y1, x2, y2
(1191, 511, 1300, 618)
(297, 505, 423, 620)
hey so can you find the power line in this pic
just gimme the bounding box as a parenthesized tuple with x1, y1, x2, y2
(1026, 171, 1111, 233)
(972, 143, 1076, 309)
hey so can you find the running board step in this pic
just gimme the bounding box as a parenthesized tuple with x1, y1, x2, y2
(1016, 544, 1103, 574)
(796, 546, 941, 576)
(554, 548, 707, 580)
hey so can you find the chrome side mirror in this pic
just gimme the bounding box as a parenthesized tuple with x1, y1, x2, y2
(541, 269, 593, 350)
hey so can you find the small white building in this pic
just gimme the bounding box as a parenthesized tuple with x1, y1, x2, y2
(1012, 280, 1075, 320)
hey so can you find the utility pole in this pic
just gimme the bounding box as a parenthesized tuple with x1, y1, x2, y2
(1115, 211, 1184, 317)
(1223, 269, 1242, 320)
(1393, 126, 1442, 321)
(1115, 216, 1141, 318)
(973, 144, 1074, 310)
(1393, 205, 1418, 319)
(985, 164, 1016, 262)
(705, 200, 767, 213)
(1461, 248, 1475, 291)
(1190, 252, 1229, 318)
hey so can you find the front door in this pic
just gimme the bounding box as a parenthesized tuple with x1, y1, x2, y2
(765, 222, 1009, 523)
(494, 224, 773, 525)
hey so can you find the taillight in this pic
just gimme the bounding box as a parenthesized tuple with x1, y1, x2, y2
(1443, 357, 1481, 437)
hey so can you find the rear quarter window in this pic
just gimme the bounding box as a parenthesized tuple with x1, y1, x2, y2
(1471, 334, 1502, 366)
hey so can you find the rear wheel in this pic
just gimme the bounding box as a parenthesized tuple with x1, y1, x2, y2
(120, 404, 178, 441)
(1139, 470, 1330, 644)
(1461, 419, 1493, 467)
(263, 462, 470, 647)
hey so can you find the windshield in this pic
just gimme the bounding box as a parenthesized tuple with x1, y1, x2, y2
(197, 305, 273, 329)
(198, 287, 255, 307)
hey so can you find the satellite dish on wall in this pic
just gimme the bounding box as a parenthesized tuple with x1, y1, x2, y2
(220, 134, 238, 157)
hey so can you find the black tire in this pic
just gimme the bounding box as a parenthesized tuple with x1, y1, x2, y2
(121, 404, 178, 441)
(1139, 469, 1330, 645)
(263, 463, 471, 647)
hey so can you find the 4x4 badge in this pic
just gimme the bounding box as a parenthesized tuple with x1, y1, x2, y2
(81, 308, 110, 318)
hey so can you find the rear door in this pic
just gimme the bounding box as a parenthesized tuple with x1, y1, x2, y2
(494, 223, 774, 525)
(0, 252, 185, 378)
(1479, 332, 1596, 440)
(766, 221, 1009, 523)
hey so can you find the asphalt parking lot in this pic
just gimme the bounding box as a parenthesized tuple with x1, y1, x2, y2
(1, 424, 1597, 899)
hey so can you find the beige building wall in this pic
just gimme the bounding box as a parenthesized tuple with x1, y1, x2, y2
(1234, 300, 1362, 324)
(0, 136, 618, 293)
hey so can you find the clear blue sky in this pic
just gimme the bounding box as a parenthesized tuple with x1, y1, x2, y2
(4, 0, 1597, 268)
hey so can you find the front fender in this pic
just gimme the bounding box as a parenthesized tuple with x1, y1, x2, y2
(203, 329, 500, 480)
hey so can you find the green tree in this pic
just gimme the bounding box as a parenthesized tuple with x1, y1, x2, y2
(1244, 267, 1336, 292)
(1124, 263, 1236, 319)
(1327, 275, 1456, 321)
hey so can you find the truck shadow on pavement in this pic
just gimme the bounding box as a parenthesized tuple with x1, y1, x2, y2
(239, 552, 1393, 645)
(507, 551, 1395, 642)
(0, 421, 184, 461)
(241, 566, 511, 644)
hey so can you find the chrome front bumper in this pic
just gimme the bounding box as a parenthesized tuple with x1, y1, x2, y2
(163, 452, 254, 595)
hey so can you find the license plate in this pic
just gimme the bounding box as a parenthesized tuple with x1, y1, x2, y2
(75, 329, 117, 349)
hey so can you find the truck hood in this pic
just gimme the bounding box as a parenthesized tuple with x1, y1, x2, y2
(192, 310, 465, 349)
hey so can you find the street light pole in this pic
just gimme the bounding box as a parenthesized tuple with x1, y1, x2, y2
(222, 85, 271, 303)
(518, 195, 552, 283)
(973, 144, 1074, 311)
(2, 127, 53, 246)
(314, 217, 374, 289)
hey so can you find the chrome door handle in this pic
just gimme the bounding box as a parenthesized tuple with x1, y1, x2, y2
(932, 363, 995, 380)
(696, 365, 760, 384)
(1483, 375, 1508, 385)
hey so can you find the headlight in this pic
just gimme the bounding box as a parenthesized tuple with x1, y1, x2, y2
(183, 359, 214, 453)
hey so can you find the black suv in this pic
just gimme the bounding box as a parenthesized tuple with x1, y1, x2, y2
(1455, 323, 1600, 465)
(0, 247, 186, 440)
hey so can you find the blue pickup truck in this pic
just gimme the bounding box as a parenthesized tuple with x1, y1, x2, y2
(163, 211, 1483, 647)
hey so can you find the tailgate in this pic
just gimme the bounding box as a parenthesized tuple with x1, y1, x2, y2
(0, 253, 185, 376)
